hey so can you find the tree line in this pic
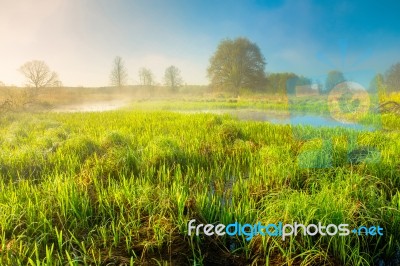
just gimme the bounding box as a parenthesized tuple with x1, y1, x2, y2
(207, 37, 400, 97)
(1, 37, 399, 98)
(109, 56, 183, 93)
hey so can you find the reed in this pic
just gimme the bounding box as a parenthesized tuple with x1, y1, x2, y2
(0, 98, 399, 265)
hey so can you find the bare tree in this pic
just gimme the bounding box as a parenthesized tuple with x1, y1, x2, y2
(19, 60, 61, 89)
(19, 60, 62, 102)
(164, 65, 183, 92)
(14, 60, 62, 108)
(139, 68, 155, 96)
(138, 68, 154, 86)
(110, 56, 128, 90)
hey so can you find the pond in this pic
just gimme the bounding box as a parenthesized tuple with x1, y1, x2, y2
(52, 101, 374, 131)
(178, 109, 375, 131)
(52, 100, 128, 113)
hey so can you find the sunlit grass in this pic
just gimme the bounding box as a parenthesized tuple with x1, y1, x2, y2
(0, 98, 399, 265)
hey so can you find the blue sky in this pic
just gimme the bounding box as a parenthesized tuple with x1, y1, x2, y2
(0, 0, 399, 86)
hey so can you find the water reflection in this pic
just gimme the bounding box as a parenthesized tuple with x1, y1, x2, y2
(180, 109, 374, 131)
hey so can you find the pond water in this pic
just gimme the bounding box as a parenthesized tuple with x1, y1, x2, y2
(52, 101, 374, 131)
(52, 100, 128, 113)
(179, 109, 374, 131)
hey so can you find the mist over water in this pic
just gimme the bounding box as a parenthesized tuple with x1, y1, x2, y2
(52, 99, 129, 113)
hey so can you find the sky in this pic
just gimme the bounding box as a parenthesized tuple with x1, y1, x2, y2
(0, 0, 399, 87)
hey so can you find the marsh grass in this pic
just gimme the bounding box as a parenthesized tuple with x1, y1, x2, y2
(0, 101, 399, 265)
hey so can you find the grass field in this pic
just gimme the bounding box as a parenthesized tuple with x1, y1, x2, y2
(0, 95, 400, 265)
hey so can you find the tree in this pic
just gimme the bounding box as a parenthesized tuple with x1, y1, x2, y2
(19, 60, 61, 90)
(139, 68, 155, 95)
(267, 72, 297, 94)
(207, 37, 266, 96)
(164, 65, 183, 92)
(324, 70, 345, 93)
(385, 62, 400, 94)
(19, 60, 62, 101)
(110, 56, 128, 90)
(138, 68, 154, 86)
(369, 74, 386, 98)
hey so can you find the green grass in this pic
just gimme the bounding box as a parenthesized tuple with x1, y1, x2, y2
(0, 105, 399, 265)
(127, 96, 400, 130)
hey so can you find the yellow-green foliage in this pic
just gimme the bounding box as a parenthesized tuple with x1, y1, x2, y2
(0, 106, 399, 265)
